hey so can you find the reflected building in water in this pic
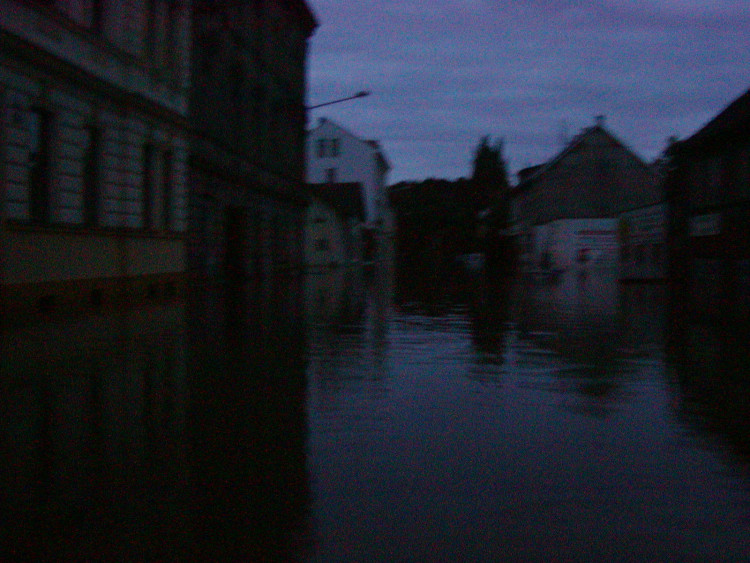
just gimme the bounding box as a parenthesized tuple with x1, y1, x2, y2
(1, 273, 312, 560)
(514, 268, 620, 364)
(669, 324, 750, 469)
(1, 304, 189, 560)
(505, 266, 669, 417)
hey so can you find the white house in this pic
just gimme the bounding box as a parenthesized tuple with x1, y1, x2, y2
(306, 118, 390, 226)
(304, 182, 365, 268)
(305, 118, 394, 264)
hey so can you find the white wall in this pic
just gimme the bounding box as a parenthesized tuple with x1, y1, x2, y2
(531, 218, 618, 271)
(306, 119, 387, 225)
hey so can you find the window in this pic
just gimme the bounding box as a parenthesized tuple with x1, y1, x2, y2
(147, 0, 177, 70)
(82, 126, 101, 226)
(91, 0, 105, 34)
(146, 0, 157, 59)
(161, 150, 173, 229)
(325, 167, 337, 183)
(28, 108, 52, 224)
(317, 138, 340, 158)
(142, 143, 155, 228)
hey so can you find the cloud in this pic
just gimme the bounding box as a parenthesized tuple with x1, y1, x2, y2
(306, 0, 750, 182)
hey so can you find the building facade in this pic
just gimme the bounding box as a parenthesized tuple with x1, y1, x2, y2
(618, 202, 668, 281)
(188, 0, 316, 282)
(0, 0, 192, 321)
(667, 87, 750, 324)
(510, 117, 661, 277)
(306, 117, 394, 262)
(304, 182, 365, 268)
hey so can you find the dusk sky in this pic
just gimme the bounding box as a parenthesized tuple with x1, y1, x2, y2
(305, 1, 750, 184)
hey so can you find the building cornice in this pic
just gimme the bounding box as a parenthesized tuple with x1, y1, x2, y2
(0, 29, 188, 130)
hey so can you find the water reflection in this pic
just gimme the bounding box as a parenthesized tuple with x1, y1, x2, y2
(670, 324, 750, 468)
(304, 264, 750, 560)
(187, 275, 310, 561)
(1, 305, 188, 560)
(3, 265, 750, 560)
(1, 275, 310, 561)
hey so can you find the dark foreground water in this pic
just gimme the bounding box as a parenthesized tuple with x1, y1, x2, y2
(2, 266, 750, 561)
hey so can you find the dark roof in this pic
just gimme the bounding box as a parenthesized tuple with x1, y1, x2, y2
(516, 164, 544, 184)
(679, 87, 750, 152)
(515, 121, 650, 190)
(309, 182, 365, 220)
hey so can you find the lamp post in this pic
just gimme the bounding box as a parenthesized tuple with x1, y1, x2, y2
(306, 90, 370, 110)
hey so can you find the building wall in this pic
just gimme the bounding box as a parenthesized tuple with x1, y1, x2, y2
(304, 198, 346, 268)
(188, 1, 314, 280)
(618, 203, 667, 281)
(0, 1, 192, 319)
(530, 218, 618, 272)
(190, 0, 309, 182)
(306, 119, 387, 226)
(514, 126, 660, 229)
(668, 97, 750, 322)
(0, 1, 192, 114)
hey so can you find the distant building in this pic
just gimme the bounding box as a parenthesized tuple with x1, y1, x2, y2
(304, 182, 365, 268)
(306, 117, 393, 262)
(0, 0, 192, 320)
(510, 116, 662, 277)
(618, 202, 668, 281)
(188, 0, 317, 280)
(667, 87, 750, 323)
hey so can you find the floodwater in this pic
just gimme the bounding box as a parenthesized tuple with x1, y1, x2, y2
(2, 265, 750, 561)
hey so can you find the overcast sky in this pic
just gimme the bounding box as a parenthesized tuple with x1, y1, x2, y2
(305, 0, 750, 184)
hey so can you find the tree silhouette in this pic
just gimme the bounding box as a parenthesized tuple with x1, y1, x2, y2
(470, 136, 509, 217)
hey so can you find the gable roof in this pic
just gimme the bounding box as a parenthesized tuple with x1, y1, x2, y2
(309, 182, 365, 220)
(308, 117, 361, 141)
(679, 87, 750, 153)
(516, 119, 651, 191)
(308, 118, 390, 170)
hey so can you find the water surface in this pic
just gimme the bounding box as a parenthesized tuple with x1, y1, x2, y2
(2, 267, 749, 561)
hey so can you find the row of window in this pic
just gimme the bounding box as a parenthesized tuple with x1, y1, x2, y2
(35, 0, 181, 72)
(316, 138, 339, 158)
(20, 107, 175, 230)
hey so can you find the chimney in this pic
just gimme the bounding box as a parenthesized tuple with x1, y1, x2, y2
(595, 115, 605, 128)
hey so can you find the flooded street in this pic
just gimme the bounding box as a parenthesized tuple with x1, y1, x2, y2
(3, 266, 750, 561)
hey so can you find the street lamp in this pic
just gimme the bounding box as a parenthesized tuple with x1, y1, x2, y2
(306, 90, 370, 110)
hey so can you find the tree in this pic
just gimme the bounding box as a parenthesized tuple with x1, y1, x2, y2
(470, 136, 509, 216)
